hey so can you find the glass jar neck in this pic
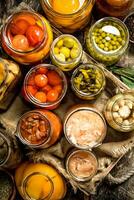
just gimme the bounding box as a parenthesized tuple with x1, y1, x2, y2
(22, 172, 54, 200)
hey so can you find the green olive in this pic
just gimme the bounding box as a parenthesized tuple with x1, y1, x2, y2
(56, 39, 63, 48)
(55, 53, 66, 62)
(54, 47, 60, 54)
(70, 48, 80, 59)
(63, 37, 75, 48)
(60, 47, 70, 58)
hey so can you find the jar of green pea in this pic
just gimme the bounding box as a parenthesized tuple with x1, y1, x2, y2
(86, 17, 129, 66)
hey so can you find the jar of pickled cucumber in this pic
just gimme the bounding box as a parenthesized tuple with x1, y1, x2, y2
(50, 34, 83, 71)
(86, 17, 129, 66)
(104, 93, 134, 132)
(40, 0, 95, 33)
(0, 58, 21, 110)
(1, 10, 53, 65)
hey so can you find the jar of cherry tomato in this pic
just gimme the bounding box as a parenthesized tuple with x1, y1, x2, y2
(1, 10, 53, 65)
(22, 64, 67, 110)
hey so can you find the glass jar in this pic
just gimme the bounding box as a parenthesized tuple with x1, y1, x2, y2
(15, 162, 66, 200)
(104, 93, 134, 132)
(50, 34, 83, 71)
(86, 17, 129, 66)
(66, 149, 98, 182)
(71, 63, 106, 100)
(40, 0, 95, 33)
(22, 64, 67, 110)
(0, 58, 21, 110)
(0, 129, 22, 169)
(95, 0, 133, 19)
(1, 10, 53, 65)
(64, 105, 107, 150)
(16, 110, 62, 148)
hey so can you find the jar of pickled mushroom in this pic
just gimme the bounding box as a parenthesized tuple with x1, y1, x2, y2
(86, 17, 129, 66)
(15, 162, 66, 200)
(22, 64, 67, 110)
(50, 34, 83, 71)
(64, 106, 107, 149)
(66, 149, 98, 182)
(0, 58, 21, 110)
(40, 0, 95, 33)
(0, 129, 22, 169)
(95, 0, 133, 19)
(71, 63, 106, 100)
(16, 110, 62, 148)
(1, 10, 53, 65)
(104, 93, 134, 132)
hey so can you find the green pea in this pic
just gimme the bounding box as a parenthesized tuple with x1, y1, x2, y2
(105, 42, 109, 47)
(56, 39, 63, 48)
(117, 37, 122, 43)
(111, 40, 115, 45)
(108, 45, 113, 51)
(95, 38, 100, 44)
(112, 36, 117, 41)
(113, 46, 117, 50)
(102, 39, 106, 43)
(116, 41, 120, 47)
(101, 32, 106, 38)
(99, 44, 105, 49)
(60, 47, 70, 58)
(99, 29, 103, 33)
(104, 47, 108, 51)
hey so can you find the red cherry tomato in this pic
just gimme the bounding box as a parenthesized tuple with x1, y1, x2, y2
(15, 15, 36, 26)
(27, 85, 37, 96)
(12, 35, 29, 51)
(10, 19, 29, 35)
(34, 91, 47, 103)
(26, 25, 44, 46)
(37, 67, 48, 74)
(47, 89, 59, 102)
(34, 74, 48, 88)
(53, 84, 62, 94)
(42, 85, 52, 92)
(27, 74, 35, 86)
(47, 70, 62, 86)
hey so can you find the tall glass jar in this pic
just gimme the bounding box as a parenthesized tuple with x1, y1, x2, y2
(1, 10, 53, 65)
(0, 58, 21, 110)
(86, 17, 129, 65)
(40, 0, 95, 33)
(16, 110, 62, 149)
(95, 0, 133, 19)
(0, 129, 22, 169)
(15, 162, 66, 200)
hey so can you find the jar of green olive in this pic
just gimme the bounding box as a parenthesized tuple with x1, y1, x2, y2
(104, 93, 134, 132)
(86, 17, 129, 66)
(50, 34, 82, 71)
(71, 63, 105, 100)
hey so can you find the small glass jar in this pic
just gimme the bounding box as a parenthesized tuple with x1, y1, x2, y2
(95, 0, 133, 19)
(22, 64, 67, 110)
(0, 58, 21, 110)
(15, 162, 66, 200)
(0, 129, 22, 169)
(64, 105, 107, 150)
(50, 34, 83, 71)
(16, 110, 62, 148)
(104, 93, 134, 132)
(71, 63, 106, 100)
(1, 10, 53, 65)
(40, 0, 95, 33)
(86, 17, 129, 66)
(66, 149, 98, 182)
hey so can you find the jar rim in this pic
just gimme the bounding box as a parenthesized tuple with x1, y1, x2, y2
(88, 17, 129, 56)
(24, 64, 67, 108)
(2, 10, 48, 55)
(41, 0, 93, 17)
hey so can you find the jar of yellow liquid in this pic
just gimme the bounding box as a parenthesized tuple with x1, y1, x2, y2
(15, 162, 66, 200)
(40, 0, 95, 33)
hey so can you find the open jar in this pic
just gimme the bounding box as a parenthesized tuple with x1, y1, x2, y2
(1, 10, 53, 65)
(71, 63, 105, 100)
(50, 34, 83, 71)
(64, 106, 107, 150)
(40, 0, 95, 33)
(15, 162, 66, 200)
(104, 93, 134, 132)
(16, 110, 62, 148)
(0, 58, 21, 110)
(86, 17, 129, 65)
(66, 149, 98, 182)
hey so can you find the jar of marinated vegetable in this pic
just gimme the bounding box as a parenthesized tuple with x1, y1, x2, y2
(40, 0, 95, 33)
(0, 58, 21, 110)
(15, 162, 66, 200)
(71, 63, 105, 100)
(1, 10, 53, 65)
(95, 0, 133, 19)
(50, 34, 83, 71)
(86, 17, 129, 66)
(0, 129, 22, 169)
(22, 64, 67, 110)
(16, 110, 62, 148)
(104, 93, 134, 132)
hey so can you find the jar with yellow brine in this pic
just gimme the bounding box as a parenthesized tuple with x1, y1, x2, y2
(40, 0, 95, 33)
